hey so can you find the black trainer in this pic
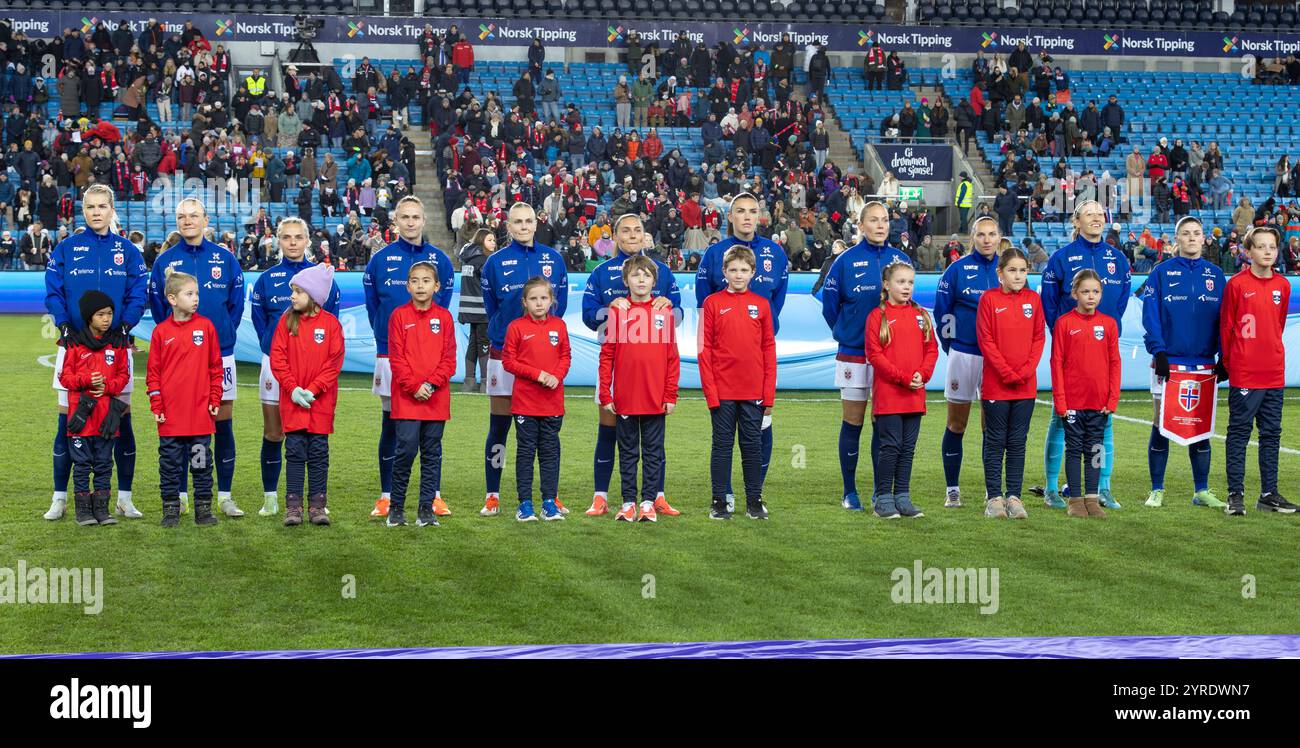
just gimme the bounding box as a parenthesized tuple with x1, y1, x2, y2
(160, 500, 181, 528)
(708, 498, 732, 520)
(1226, 492, 1246, 517)
(73, 492, 97, 526)
(1257, 492, 1300, 513)
(386, 505, 407, 527)
(416, 503, 440, 527)
(745, 499, 769, 520)
(193, 497, 219, 526)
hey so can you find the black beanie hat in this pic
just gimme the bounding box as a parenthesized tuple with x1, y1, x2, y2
(79, 289, 115, 328)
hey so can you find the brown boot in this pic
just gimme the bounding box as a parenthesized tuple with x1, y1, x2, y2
(308, 492, 330, 526)
(1084, 496, 1107, 518)
(283, 493, 303, 526)
(1066, 497, 1089, 518)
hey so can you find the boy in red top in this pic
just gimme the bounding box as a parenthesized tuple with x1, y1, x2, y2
(502, 277, 571, 522)
(270, 262, 345, 527)
(866, 261, 938, 519)
(1050, 269, 1121, 518)
(975, 248, 1045, 519)
(1220, 227, 1298, 515)
(386, 262, 458, 528)
(146, 268, 223, 528)
(698, 246, 776, 520)
(60, 290, 132, 526)
(598, 255, 681, 522)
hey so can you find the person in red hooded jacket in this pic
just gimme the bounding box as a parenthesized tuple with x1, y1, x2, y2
(270, 262, 345, 527)
(866, 260, 938, 520)
(60, 290, 132, 526)
(385, 261, 458, 528)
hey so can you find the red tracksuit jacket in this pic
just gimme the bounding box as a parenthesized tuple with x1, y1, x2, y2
(146, 314, 222, 437)
(698, 288, 777, 409)
(866, 301, 939, 415)
(270, 309, 345, 434)
(597, 299, 680, 415)
(976, 287, 1046, 401)
(60, 338, 131, 437)
(1220, 269, 1289, 389)
(1050, 309, 1121, 416)
(388, 301, 458, 421)
(503, 314, 571, 417)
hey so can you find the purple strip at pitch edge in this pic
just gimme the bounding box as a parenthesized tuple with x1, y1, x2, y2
(5, 635, 1300, 659)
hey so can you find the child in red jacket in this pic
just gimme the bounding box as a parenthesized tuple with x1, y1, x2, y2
(146, 268, 223, 528)
(1050, 269, 1121, 518)
(866, 260, 938, 519)
(698, 246, 776, 520)
(975, 248, 1045, 520)
(598, 255, 681, 523)
(386, 261, 458, 528)
(503, 277, 571, 522)
(270, 262, 345, 527)
(60, 290, 132, 526)
(1220, 227, 1297, 515)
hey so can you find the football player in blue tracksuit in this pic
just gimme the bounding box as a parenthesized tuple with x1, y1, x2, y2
(148, 197, 247, 517)
(1140, 215, 1226, 509)
(932, 215, 1002, 508)
(362, 196, 454, 518)
(1037, 200, 1132, 509)
(820, 200, 911, 511)
(580, 213, 681, 516)
(43, 184, 148, 521)
(477, 202, 570, 517)
(251, 217, 341, 517)
(695, 193, 790, 511)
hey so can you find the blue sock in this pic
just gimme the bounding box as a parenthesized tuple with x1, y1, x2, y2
(1190, 440, 1211, 493)
(1044, 415, 1065, 493)
(838, 420, 863, 495)
(941, 427, 963, 488)
(214, 418, 236, 493)
(379, 410, 396, 494)
(114, 412, 136, 492)
(1148, 425, 1169, 491)
(485, 413, 512, 495)
(53, 413, 70, 493)
(593, 424, 616, 493)
(261, 437, 283, 493)
(760, 423, 773, 483)
(1099, 417, 1114, 492)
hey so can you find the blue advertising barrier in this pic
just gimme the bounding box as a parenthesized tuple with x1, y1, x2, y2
(9, 271, 1300, 390)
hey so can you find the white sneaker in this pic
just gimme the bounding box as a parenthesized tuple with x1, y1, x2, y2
(258, 493, 279, 517)
(179, 493, 189, 514)
(219, 498, 245, 517)
(115, 495, 144, 519)
(725, 493, 736, 513)
(43, 497, 66, 520)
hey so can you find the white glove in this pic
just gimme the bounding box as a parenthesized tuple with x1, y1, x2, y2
(291, 387, 314, 408)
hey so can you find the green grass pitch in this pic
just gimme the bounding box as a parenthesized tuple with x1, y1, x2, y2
(1, 313, 1298, 655)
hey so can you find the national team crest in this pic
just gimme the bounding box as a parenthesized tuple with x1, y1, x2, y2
(192, 330, 204, 346)
(548, 330, 559, 346)
(113, 252, 124, 266)
(542, 264, 553, 278)
(313, 328, 325, 344)
(265, 379, 273, 391)
(104, 349, 115, 365)
(763, 258, 772, 272)
(916, 314, 925, 329)
(1273, 289, 1283, 305)
(1178, 379, 1201, 412)
(211, 266, 222, 280)
(1107, 262, 1116, 275)
(1205, 278, 1215, 292)
(1093, 325, 1104, 340)
(1022, 303, 1033, 318)
(431, 318, 441, 334)
(747, 304, 759, 319)
(653, 315, 665, 330)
